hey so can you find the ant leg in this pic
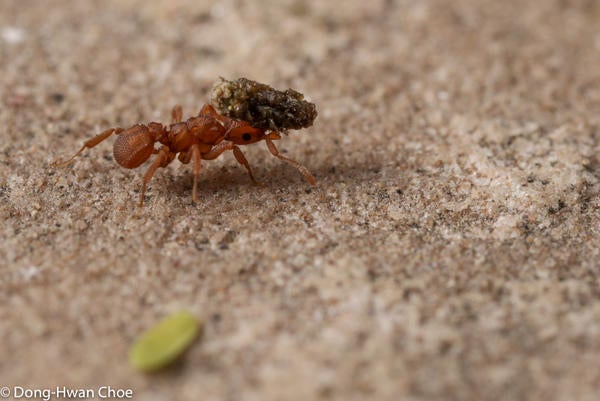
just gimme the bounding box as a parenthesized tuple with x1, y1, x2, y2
(172, 105, 183, 123)
(178, 149, 192, 164)
(139, 146, 174, 207)
(51, 127, 124, 167)
(191, 144, 202, 203)
(203, 141, 261, 185)
(198, 103, 228, 125)
(177, 145, 203, 202)
(232, 146, 262, 186)
(201, 141, 234, 160)
(202, 141, 260, 184)
(198, 104, 220, 117)
(265, 137, 316, 185)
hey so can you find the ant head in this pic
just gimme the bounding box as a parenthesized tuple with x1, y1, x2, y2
(226, 121, 266, 145)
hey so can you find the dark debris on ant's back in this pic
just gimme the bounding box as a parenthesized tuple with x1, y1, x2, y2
(210, 77, 317, 132)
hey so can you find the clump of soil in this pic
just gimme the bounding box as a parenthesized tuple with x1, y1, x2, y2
(210, 77, 317, 131)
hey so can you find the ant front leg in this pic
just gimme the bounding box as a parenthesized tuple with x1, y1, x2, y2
(203, 141, 261, 185)
(265, 135, 316, 185)
(52, 127, 124, 167)
(232, 147, 262, 186)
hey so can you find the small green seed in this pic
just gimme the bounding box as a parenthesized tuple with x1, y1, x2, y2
(129, 311, 202, 372)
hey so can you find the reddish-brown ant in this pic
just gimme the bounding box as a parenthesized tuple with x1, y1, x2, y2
(53, 104, 315, 206)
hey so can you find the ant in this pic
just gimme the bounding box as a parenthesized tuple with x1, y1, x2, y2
(52, 104, 315, 206)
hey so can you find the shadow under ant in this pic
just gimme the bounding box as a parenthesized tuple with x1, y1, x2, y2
(159, 150, 397, 201)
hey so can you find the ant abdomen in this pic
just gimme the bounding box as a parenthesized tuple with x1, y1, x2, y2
(113, 124, 156, 168)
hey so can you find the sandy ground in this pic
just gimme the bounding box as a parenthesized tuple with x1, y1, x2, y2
(1, 0, 600, 400)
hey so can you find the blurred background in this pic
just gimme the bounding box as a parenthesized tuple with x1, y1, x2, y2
(1, 1, 599, 400)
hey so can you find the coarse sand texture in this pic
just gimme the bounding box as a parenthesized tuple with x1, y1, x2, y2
(1, 1, 599, 401)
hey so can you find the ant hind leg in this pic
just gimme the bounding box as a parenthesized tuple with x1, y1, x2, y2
(51, 127, 124, 167)
(139, 146, 174, 207)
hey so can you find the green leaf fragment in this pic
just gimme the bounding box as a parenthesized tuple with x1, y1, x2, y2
(129, 311, 202, 372)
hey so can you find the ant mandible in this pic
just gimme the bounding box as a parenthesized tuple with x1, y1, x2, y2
(53, 104, 315, 206)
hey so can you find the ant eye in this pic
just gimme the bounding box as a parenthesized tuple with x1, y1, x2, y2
(242, 133, 252, 141)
